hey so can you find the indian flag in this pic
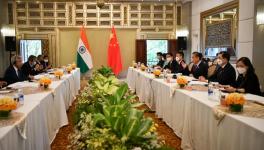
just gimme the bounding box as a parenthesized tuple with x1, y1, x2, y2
(77, 26, 93, 73)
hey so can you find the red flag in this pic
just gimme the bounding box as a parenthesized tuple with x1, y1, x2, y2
(107, 26, 123, 75)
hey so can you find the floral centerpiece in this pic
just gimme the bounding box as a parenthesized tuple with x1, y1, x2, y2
(153, 69, 161, 78)
(71, 63, 77, 70)
(66, 66, 72, 74)
(39, 77, 52, 89)
(0, 97, 18, 118)
(225, 93, 245, 112)
(54, 70, 63, 79)
(132, 61, 137, 68)
(177, 76, 188, 88)
(140, 64, 146, 71)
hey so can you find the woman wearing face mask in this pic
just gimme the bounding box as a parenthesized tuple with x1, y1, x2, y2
(225, 57, 261, 95)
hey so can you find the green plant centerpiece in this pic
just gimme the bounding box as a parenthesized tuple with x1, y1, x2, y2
(69, 66, 171, 150)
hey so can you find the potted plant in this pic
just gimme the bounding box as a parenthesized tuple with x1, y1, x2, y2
(225, 93, 245, 112)
(54, 70, 63, 80)
(140, 64, 146, 71)
(66, 66, 73, 74)
(71, 63, 77, 70)
(39, 77, 52, 89)
(0, 97, 18, 118)
(153, 69, 161, 78)
(177, 76, 188, 88)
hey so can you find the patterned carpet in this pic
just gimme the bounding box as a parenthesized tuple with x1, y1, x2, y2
(51, 81, 182, 150)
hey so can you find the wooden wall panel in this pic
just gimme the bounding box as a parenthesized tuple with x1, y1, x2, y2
(135, 39, 147, 65)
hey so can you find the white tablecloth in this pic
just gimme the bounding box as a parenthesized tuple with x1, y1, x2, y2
(0, 69, 80, 150)
(127, 67, 264, 150)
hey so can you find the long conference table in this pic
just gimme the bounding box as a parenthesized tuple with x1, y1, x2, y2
(0, 69, 80, 150)
(127, 67, 264, 150)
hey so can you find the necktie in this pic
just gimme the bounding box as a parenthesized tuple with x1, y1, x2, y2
(192, 64, 198, 72)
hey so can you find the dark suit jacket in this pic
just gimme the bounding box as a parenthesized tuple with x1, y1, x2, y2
(21, 62, 39, 77)
(208, 63, 236, 86)
(164, 60, 179, 73)
(188, 61, 208, 79)
(156, 60, 164, 68)
(178, 60, 189, 75)
(235, 73, 261, 95)
(4, 65, 27, 85)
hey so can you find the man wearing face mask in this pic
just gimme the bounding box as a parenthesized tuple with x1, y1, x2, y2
(4, 55, 29, 85)
(21, 55, 41, 77)
(225, 57, 261, 95)
(175, 51, 188, 75)
(163, 53, 179, 73)
(43, 55, 52, 69)
(208, 51, 236, 86)
(155, 52, 165, 68)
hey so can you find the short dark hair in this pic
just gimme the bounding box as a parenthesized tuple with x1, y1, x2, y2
(219, 51, 230, 61)
(192, 52, 203, 60)
(44, 55, 48, 58)
(162, 53, 166, 59)
(28, 55, 36, 62)
(166, 53, 173, 57)
(156, 52, 162, 56)
(177, 51, 184, 58)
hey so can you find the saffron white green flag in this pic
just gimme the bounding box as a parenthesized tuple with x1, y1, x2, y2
(77, 26, 93, 73)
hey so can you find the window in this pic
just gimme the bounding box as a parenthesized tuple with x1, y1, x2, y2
(146, 40, 168, 66)
(20, 40, 42, 62)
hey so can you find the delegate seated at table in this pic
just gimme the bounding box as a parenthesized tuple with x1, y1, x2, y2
(154, 52, 165, 68)
(207, 51, 236, 86)
(225, 57, 262, 96)
(163, 53, 179, 73)
(4, 55, 31, 85)
(175, 51, 189, 75)
(187, 52, 208, 79)
(21, 55, 42, 77)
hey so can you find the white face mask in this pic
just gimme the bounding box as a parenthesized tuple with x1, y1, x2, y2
(166, 57, 172, 62)
(217, 59, 223, 66)
(237, 67, 247, 74)
(175, 57, 180, 62)
(44, 59, 48, 63)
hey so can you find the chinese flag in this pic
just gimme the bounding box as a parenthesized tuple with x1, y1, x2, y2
(107, 26, 123, 75)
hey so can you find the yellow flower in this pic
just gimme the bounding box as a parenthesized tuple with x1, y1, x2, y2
(225, 93, 245, 105)
(177, 76, 188, 85)
(0, 97, 17, 110)
(71, 63, 76, 69)
(153, 69, 161, 76)
(67, 66, 73, 72)
(39, 77, 52, 85)
(54, 70, 63, 77)
(140, 64, 146, 71)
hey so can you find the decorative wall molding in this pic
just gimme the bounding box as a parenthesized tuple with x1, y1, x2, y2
(15, 0, 182, 36)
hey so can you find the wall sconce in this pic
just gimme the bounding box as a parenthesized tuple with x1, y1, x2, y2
(257, 5, 264, 25)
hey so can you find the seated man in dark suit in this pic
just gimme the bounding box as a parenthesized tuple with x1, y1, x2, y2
(21, 55, 41, 77)
(163, 53, 179, 73)
(175, 51, 189, 75)
(208, 51, 236, 86)
(188, 52, 208, 79)
(155, 52, 165, 68)
(4, 55, 30, 85)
